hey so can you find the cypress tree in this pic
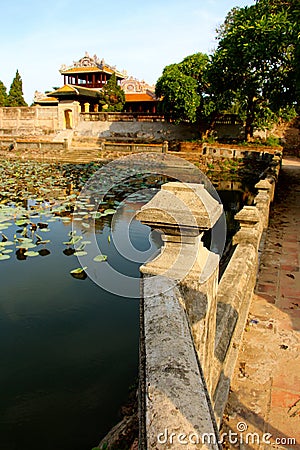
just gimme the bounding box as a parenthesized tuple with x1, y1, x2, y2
(98, 73, 125, 112)
(7, 70, 27, 107)
(0, 80, 8, 106)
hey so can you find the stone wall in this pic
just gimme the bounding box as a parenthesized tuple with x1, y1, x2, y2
(0, 138, 66, 153)
(137, 157, 281, 449)
(254, 117, 300, 157)
(0, 104, 298, 155)
(0, 102, 80, 136)
(75, 118, 200, 142)
(0, 106, 59, 136)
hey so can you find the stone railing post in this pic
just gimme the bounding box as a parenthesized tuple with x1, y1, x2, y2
(254, 179, 272, 228)
(137, 182, 223, 393)
(136, 182, 223, 448)
(232, 206, 261, 250)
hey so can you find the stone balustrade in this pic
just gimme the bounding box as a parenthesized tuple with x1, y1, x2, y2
(136, 160, 280, 449)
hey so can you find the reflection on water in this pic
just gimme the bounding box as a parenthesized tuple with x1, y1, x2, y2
(0, 172, 255, 450)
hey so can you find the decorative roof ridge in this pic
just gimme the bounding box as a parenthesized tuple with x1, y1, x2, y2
(60, 51, 126, 77)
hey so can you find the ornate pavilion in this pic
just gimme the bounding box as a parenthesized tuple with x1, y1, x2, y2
(36, 52, 159, 114)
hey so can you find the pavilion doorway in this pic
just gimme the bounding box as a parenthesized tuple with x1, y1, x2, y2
(64, 109, 73, 129)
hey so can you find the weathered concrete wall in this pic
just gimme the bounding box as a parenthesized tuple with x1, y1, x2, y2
(75, 118, 200, 142)
(0, 102, 81, 136)
(0, 106, 59, 136)
(0, 138, 66, 153)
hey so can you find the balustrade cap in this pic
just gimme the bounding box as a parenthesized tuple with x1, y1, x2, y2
(136, 182, 222, 232)
(234, 206, 260, 226)
(255, 179, 272, 191)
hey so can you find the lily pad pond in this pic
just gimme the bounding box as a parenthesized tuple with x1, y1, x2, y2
(0, 159, 256, 450)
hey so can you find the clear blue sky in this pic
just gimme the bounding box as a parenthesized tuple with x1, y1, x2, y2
(1, 0, 255, 104)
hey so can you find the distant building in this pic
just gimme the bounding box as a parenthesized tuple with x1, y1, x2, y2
(121, 77, 158, 113)
(35, 52, 159, 114)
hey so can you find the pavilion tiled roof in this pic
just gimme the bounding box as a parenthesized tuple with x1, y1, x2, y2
(37, 96, 58, 103)
(48, 85, 100, 98)
(125, 93, 158, 102)
(60, 66, 124, 78)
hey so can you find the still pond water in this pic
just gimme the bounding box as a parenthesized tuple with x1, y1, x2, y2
(0, 160, 255, 450)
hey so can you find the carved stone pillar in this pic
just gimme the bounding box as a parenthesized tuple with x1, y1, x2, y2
(137, 182, 223, 393)
(254, 179, 272, 228)
(233, 206, 261, 249)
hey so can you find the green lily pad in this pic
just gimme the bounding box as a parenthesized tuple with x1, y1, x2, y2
(24, 251, 39, 257)
(74, 251, 88, 257)
(93, 254, 108, 262)
(90, 212, 102, 219)
(103, 209, 116, 215)
(0, 254, 10, 260)
(15, 219, 28, 226)
(70, 266, 87, 274)
(17, 243, 36, 249)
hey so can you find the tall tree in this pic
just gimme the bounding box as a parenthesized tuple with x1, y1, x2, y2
(208, 1, 298, 141)
(0, 80, 8, 106)
(7, 70, 27, 107)
(98, 73, 125, 112)
(155, 53, 209, 123)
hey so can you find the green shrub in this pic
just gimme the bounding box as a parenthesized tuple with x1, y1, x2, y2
(265, 135, 281, 147)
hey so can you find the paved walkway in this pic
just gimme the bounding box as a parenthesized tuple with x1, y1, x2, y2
(223, 158, 300, 449)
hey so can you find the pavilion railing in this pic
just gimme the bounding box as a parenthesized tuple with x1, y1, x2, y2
(80, 112, 165, 122)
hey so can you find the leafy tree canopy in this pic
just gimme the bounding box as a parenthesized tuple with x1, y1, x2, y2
(155, 53, 209, 123)
(207, 0, 298, 140)
(98, 73, 125, 112)
(0, 80, 8, 107)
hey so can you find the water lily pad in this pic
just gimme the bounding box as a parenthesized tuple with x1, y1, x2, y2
(74, 251, 88, 257)
(1, 240, 14, 246)
(18, 237, 33, 243)
(93, 254, 108, 262)
(70, 266, 88, 279)
(17, 243, 36, 249)
(70, 266, 88, 274)
(70, 236, 83, 244)
(24, 251, 39, 257)
(0, 254, 11, 260)
(90, 212, 102, 219)
(15, 219, 28, 226)
(103, 209, 116, 215)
